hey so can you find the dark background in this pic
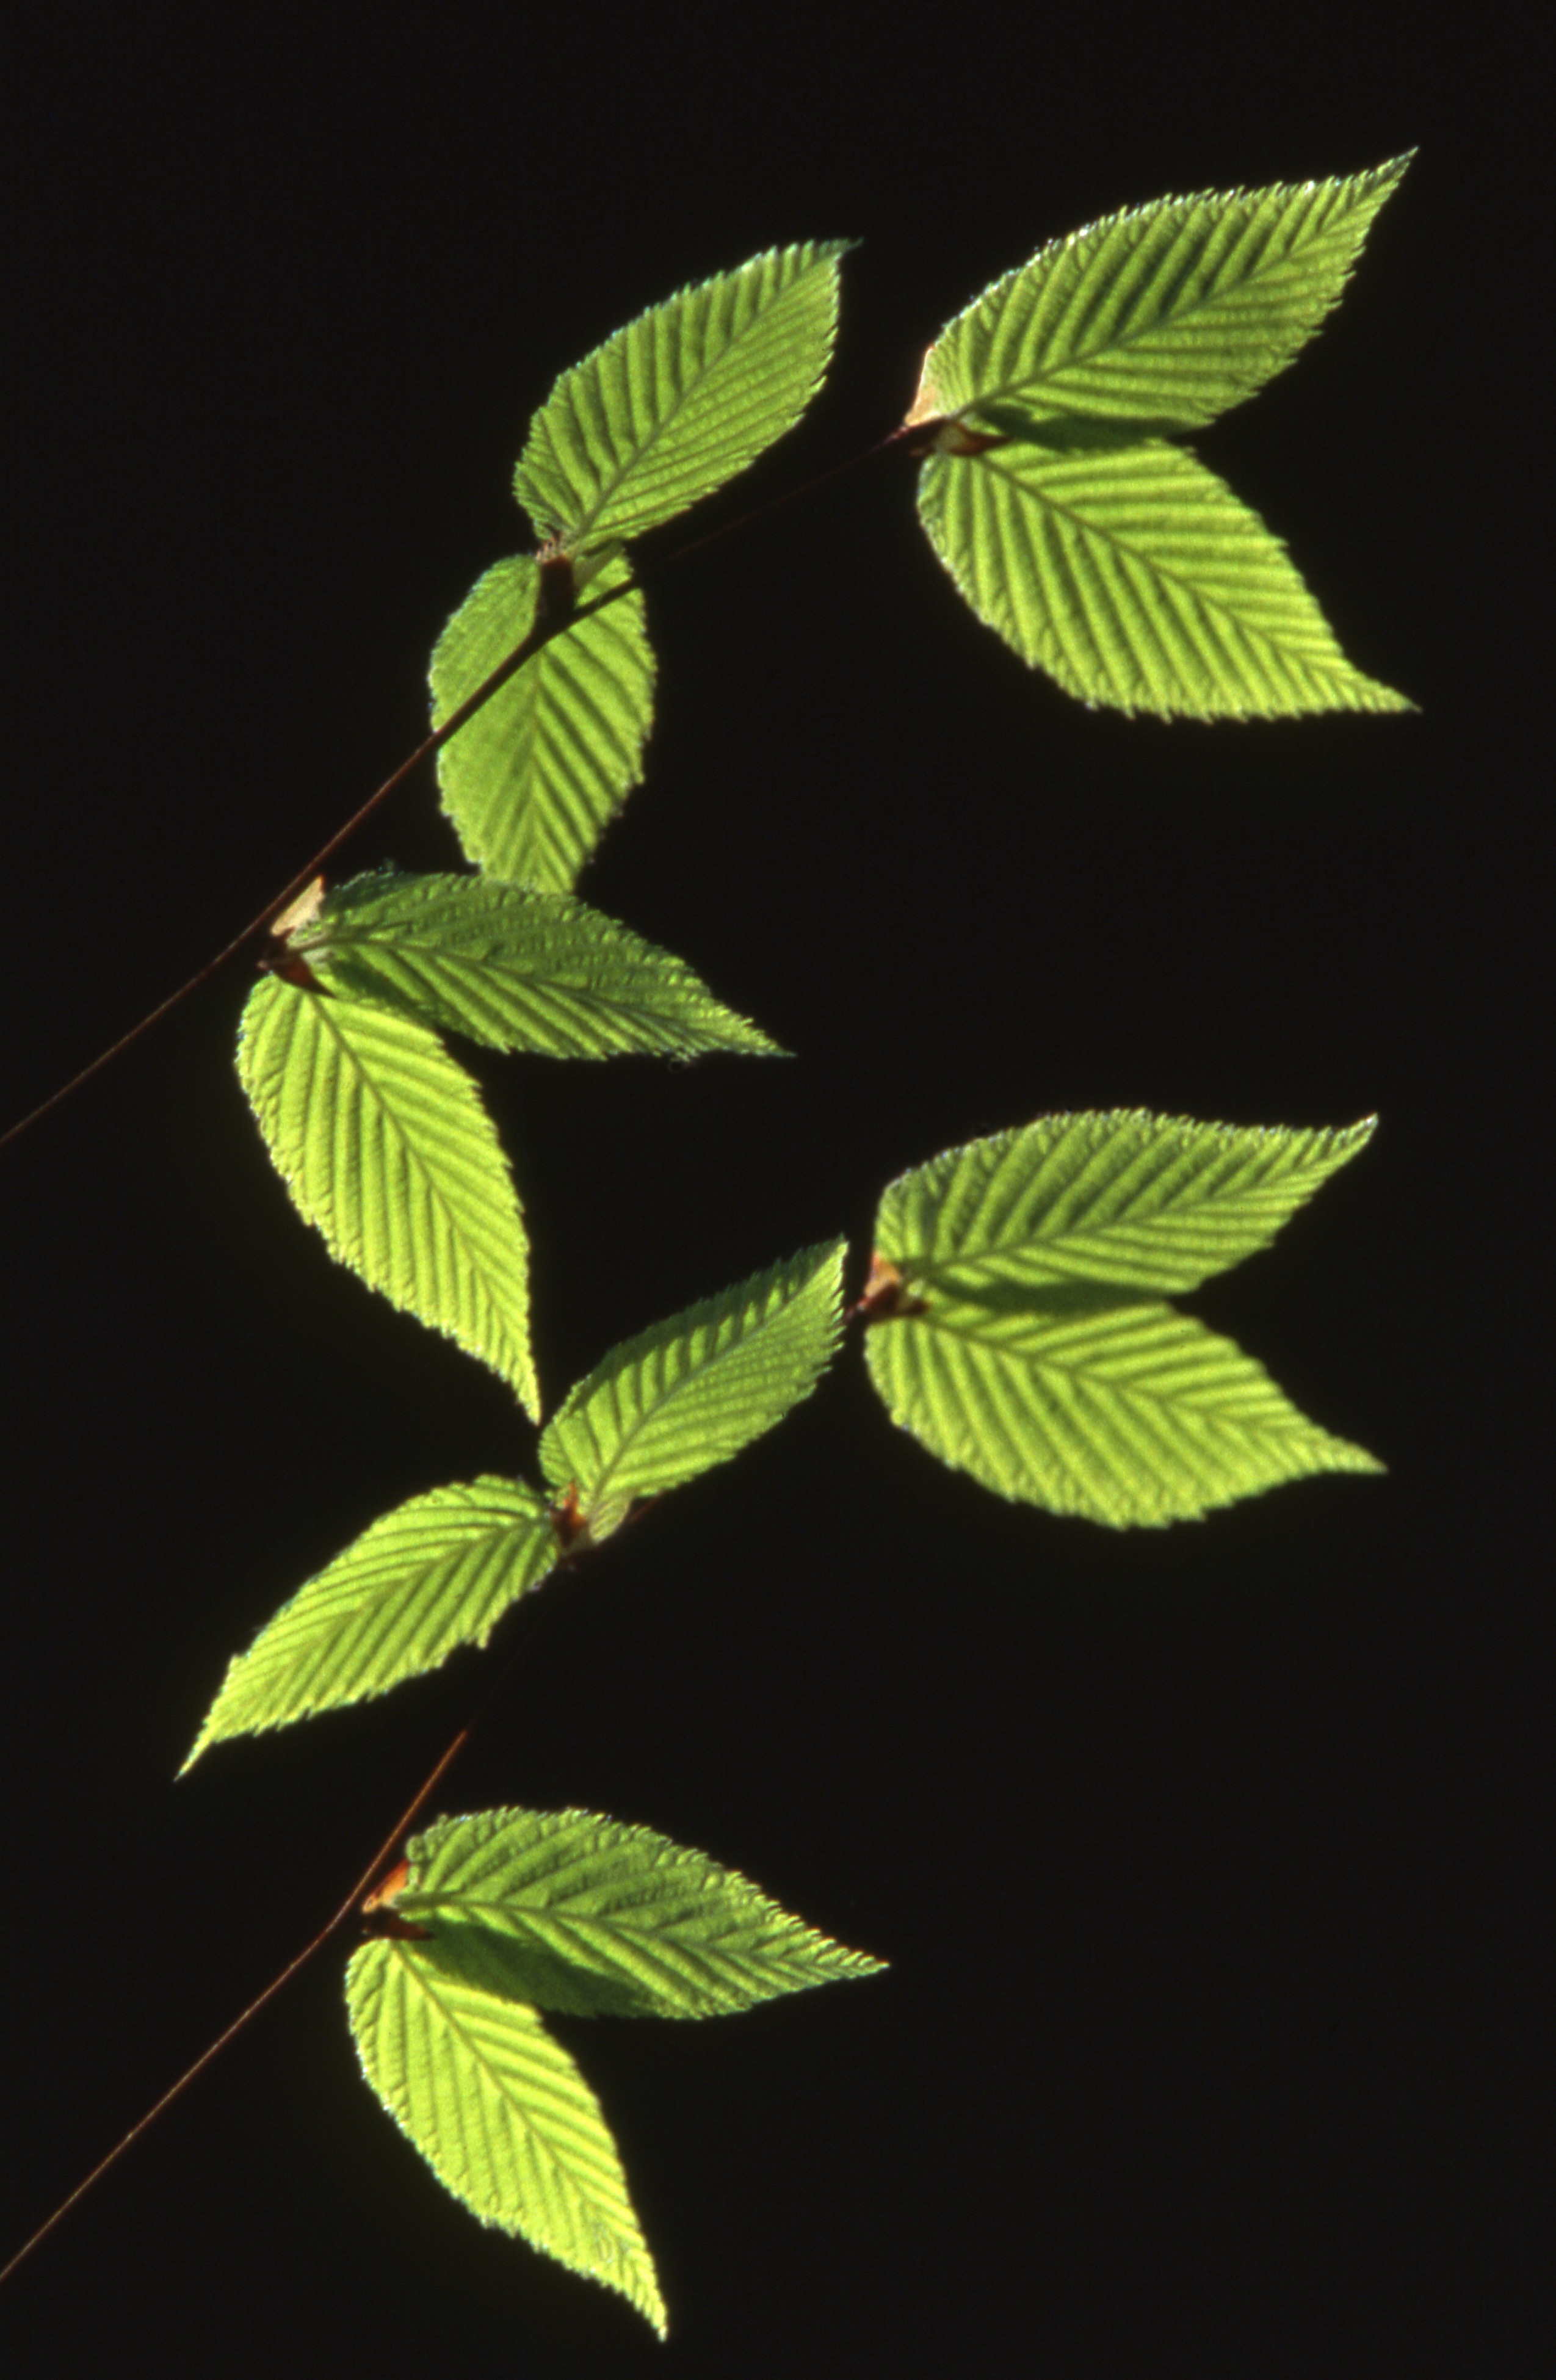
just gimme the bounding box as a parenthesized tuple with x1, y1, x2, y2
(2, 10, 1537, 2375)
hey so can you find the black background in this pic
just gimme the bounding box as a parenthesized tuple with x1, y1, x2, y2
(2, 10, 1538, 2375)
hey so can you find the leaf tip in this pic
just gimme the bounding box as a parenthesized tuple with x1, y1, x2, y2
(1350, 672, 1418, 715)
(625, 2253, 669, 2338)
(1373, 146, 1418, 186)
(179, 1684, 239, 1775)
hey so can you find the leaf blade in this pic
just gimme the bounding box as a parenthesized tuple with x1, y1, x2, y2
(347, 1941, 665, 2335)
(396, 1807, 885, 2020)
(875, 1110, 1377, 1297)
(918, 433, 1410, 717)
(183, 1479, 557, 1764)
(515, 242, 849, 551)
(431, 553, 656, 889)
(538, 1240, 846, 1536)
(297, 872, 780, 1060)
(912, 160, 1411, 432)
(866, 1285, 1381, 1527)
(236, 976, 538, 1414)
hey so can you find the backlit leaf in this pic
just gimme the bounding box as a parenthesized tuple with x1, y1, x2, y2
(918, 432, 1409, 717)
(347, 1940, 665, 2334)
(395, 1806, 885, 2020)
(865, 1282, 1381, 1527)
(515, 242, 848, 551)
(875, 1110, 1376, 1297)
(539, 1240, 846, 1541)
(909, 160, 1410, 433)
(183, 1480, 556, 1763)
(237, 976, 538, 1414)
(431, 552, 655, 889)
(292, 872, 780, 1060)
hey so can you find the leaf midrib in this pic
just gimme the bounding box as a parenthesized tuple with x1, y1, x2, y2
(906, 1304, 1293, 1421)
(887, 1201, 1271, 1281)
(310, 995, 532, 1395)
(258, 1502, 551, 1644)
(407, 1888, 744, 1956)
(388, 1945, 594, 2152)
(555, 251, 828, 546)
(962, 447, 1356, 680)
(948, 200, 1356, 413)
(322, 928, 719, 1024)
(385, 1944, 655, 2310)
(560, 1299, 798, 1505)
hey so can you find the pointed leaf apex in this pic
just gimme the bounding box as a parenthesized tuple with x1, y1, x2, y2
(237, 977, 539, 1412)
(186, 1476, 557, 1748)
(176, 1731, 209, 1780)
(921, 159, 1417, 441)
(540, 1239, 847, 1517)
(516, 242, 852, 552)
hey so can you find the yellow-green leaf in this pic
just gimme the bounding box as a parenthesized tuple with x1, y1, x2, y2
(347, 1941, 665, 2334)
(917, 433, 1411, 717)
(237, 977, 537, 1414)
(431, 553, 655, 889)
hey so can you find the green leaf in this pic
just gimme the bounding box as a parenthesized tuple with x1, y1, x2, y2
(431, 552, 656, 889)
(182, 1480, 556, 1765)
(515, 242, 849, 552)
(909, 159, 1411, 433)
(875, 1111, 1377, 1298)
(347, 1940, 665, 2335)
(538, 1240, 846, 1541)
(291, 870, 781, 1060)
(864, 1282, 1381, 1527)
(866, 1112, 1381, 1525)
(917, 433, 1411, 717)
(237, 976, 538, 1415)
(394, 1806, 885, 2020)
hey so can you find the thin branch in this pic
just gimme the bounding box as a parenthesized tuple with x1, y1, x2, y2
(0, 418, 933, 2284)
(0, 423, 919, 1158)
(0, 576, 624, 1154)
(0, 1600, 551, 2291)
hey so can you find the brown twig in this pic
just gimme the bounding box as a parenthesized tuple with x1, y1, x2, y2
(0, 1608, 545, 2290)
(0, 421, 922, 1158)
(0, 414, 934, 2285)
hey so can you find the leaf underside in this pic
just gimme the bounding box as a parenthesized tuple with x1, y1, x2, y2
(913, 159, 1411, 432)
(917, 436, 1409, 717)
(183, 1479, 556, 1763)
(538, 1239, 847, 1538)
(297, 872, 781, 1060)
(237, 977, 538, 1414)
(347, 1941, 665, 2335)
(875, 1110, 1377, 1296)
(396, 1807, 885, 2020)
(431, 552, 656, 889)
(515, 241, 849, 552)
(866, 1284, 1380, 1526)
